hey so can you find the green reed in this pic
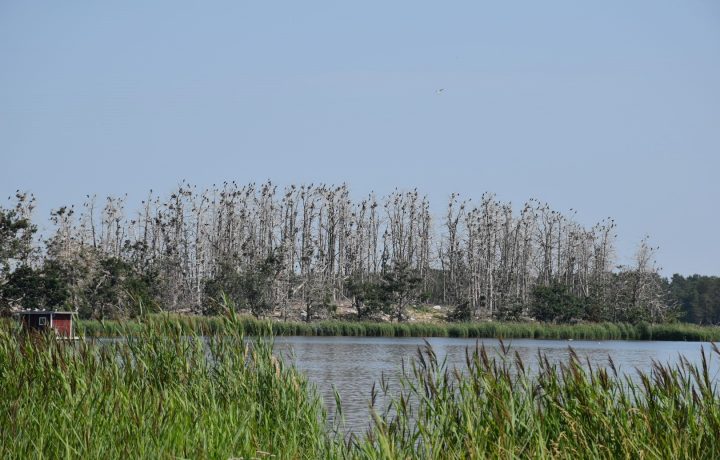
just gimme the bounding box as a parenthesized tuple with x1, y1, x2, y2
(0, 315, 342, 459)
(3, 314, 720, 459)
(355, 340, 720, 459)
(78, 315, 720, 342)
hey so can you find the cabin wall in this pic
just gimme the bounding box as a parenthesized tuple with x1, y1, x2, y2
(52, 315, 73, 337)
(22, 314, 52, 331)
(20, 313, 74, 337)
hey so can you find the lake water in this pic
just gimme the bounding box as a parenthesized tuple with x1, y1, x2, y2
(273, 337, 720, 434)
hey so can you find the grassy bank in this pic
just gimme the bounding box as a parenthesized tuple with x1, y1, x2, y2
(0, 316, 341, 458)
(76, 314, 720, 341)
(353, 341, 720, 459)
(2, 316, 720, 458)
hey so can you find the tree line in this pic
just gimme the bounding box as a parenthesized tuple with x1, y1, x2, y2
(0, 183, 710, 323)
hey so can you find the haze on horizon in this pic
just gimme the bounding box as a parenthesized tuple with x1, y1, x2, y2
(1, 0, 718, 276)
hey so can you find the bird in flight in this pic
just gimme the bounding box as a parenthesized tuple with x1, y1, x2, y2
(436, 88, 444, 94)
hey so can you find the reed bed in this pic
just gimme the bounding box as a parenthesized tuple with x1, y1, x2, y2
(2, 316, 720, 458)
(77, 315, 720, 342)
(354, 341, 720, 459)
(0, 315, 342, 459)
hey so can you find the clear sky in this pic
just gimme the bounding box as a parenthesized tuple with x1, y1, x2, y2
(1, 1, 718, 275)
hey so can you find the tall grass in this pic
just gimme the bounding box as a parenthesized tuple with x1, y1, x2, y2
(3, 316, 720, 458)
(78, 315, 720, 341)
(355, 341, 720, 459)
(0, 315, 342, 459)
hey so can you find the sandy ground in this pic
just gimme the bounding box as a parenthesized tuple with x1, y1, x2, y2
(269, 300, 451, 323)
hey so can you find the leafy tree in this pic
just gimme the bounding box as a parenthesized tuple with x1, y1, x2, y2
(0, 196, 40, 315)
(243, 251, 284, 318)
(205, 251, 285, 318)
(0, 259, 73, 312)
(301, 275, 334, 322)
(530, 283, 584, 323)
(381, 261, 423, 322)
(345, 276, 390, 319)
(582, 292, 611, 323)
(0, 195, 36, 275)
(203, 261, 246, 315)
(669, 274, 720, 324)
(84, 257, 159, 319)
(448, 300, 474, 321)
(493, 300, 524, 322)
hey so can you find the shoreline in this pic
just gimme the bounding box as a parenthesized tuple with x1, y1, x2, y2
(74, 315, 720, 342)
(3, 315, 720, 457)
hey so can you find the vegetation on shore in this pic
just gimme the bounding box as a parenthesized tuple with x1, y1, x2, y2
(3, 187, 717, 327)
(72, 313, 720, 342)
(357, 340, 720, 459)
(2, 315, 720, 458)
(0, 316, 338, 459)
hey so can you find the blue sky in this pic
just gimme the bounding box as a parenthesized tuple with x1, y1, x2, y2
(1, 1, 718, 275)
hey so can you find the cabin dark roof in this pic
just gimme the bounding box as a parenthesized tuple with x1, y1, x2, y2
(16, 310, 78, 315)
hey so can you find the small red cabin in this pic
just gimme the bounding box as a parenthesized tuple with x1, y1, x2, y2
(18, 310, 77, 338)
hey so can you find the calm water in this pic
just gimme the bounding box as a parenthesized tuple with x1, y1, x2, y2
(274, 337, 720, 434)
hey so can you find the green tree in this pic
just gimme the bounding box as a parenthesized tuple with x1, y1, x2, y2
(301, 274, 335, 322)
(203, 261, 246, 315)
(381, 261, 423, 322)
(0, 260, 73, 312)
(242, 251, 284, 318)
(0, 195, 39, 314)
(0, 195, 36, 274)
(530, 283, 584, 323)
(493, 299, 524, 322)
(83, 257, 159, 319)
(205, 251, 285, 318)
(345, 276, 390, 319)
(669, 274, 720, 324)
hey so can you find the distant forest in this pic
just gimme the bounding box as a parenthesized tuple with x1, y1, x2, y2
(0, 183, 717, 324)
